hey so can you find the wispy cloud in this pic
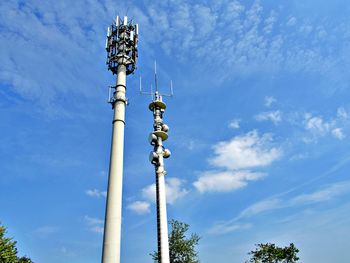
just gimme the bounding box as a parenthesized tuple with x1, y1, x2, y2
(84, 215, 104, 234)
(0, 0, 119, 114)
(85, 189, 107, 198)
(3, 0, 350, 116)
(264, 96, 276, 107)
(303, 109, 348, 141)
(291, 181, 350, 205)
(337, 107, 348, 120)
(142, 177, 188, 205)
(228, 119, 240, 129)
(304, 114, 332, 136)
(137, 0, 349, 83)
(127, 201, 150, 215)
(331, 128, 345, 140)
(33, 226, 59, 238)
(209, 180, 350, 234)
(255, 110, 282, 124)
(209, 223, 252, 235)
(239, 198, 283, 218)
(194, 130, 282, 193)
(194, 171, 265, 193)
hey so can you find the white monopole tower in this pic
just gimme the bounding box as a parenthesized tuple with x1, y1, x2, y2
(102, 16, 138, 263)
(147, 67, 173, 263)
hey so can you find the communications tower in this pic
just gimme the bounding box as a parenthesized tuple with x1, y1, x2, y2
(102, 16, 138, 263)
(146, 64, 173, 263)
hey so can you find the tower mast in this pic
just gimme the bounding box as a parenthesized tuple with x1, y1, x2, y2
(102, 16, 138, 263)
(147, 68, 173, 263)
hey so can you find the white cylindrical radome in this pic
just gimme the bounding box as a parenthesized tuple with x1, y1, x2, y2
(102, 64, 127, 263)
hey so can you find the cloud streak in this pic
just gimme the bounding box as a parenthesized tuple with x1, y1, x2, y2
(209, 180, 350, 234)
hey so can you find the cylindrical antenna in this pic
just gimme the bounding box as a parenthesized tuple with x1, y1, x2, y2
(155, 61, 159, 92)
(116, 16, 120, 27)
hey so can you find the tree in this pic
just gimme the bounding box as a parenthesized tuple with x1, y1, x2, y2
(0, 225, 18, 263)
(151, 219, 200, 263)
(0, 223, 33, 263)
(18, 257, 34, 263)
(246, 243, 300, 263)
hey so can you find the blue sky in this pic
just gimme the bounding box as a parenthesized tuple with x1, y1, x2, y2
(1, 0, 350, 262)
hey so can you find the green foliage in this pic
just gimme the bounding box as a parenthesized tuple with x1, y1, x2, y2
(0, 223, 33, 263)
(247, 243, 300, 263)
(151, 219, 200, 263)
(17, 257, 34, 263)
(0, 225, 18, 263)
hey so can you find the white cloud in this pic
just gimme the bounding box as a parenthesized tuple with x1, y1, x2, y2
(210, 130, 282, 170)
(303, 112, 346, 140)
(127, 201, 150, 215)
(332, 128, 345, 140)
(255, 110, 282, 124)
(304, 114, 331, 135)
(85, 189, 107, 198)
(290, 153, 309, 161)
(33, 226, 59, 237)
(228, 119, 240, 129)
(263, 11, 277, 34)
(0, 0, 117, 113)
(264, 96, 276, 107)
(84, 215, 103, 225)
(90, 226, 104, 234)
(291, 181, 350, 205)
(337, 107, 348, 119)
(209, 223, 252, 235)
(239, 198, 282, 218)
(194, 130, 281, 193)
(166, 178, 189, 204)
(142, 177, 188, 205)
(2, 0, 348, 115)
(142, 184, 155, 202)
(286, 16, 297, 27)
(193, 170, 265, 193)
(84, 215, 104, 234)
(209, 180, 350, 234)
(137, 0, 345, 82)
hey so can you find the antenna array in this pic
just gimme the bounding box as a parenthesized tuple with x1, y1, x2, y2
(140, 61, 174, 99)
(105, 16, 138, 75)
